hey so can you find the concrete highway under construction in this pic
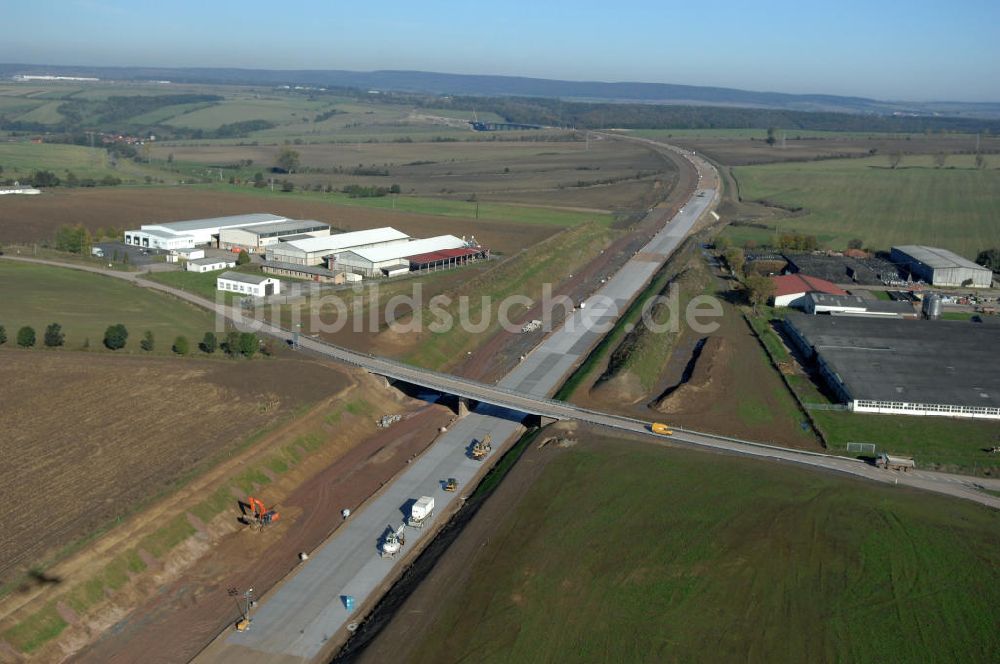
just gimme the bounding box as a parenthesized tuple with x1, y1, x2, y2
(190, 141, 999, 663)
(4, 139, 997, 664)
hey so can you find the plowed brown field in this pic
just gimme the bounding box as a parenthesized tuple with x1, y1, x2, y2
(0, 187, 556, 254)
(0, 351, 350, 585)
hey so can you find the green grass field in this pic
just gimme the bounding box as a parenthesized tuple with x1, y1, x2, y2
(143, 267, 256, 302)
(165, 97, 327, 130)
(408, 438, 1000, 664)
(727, 156, 1000, 257)
(0, 143, 110, 179)
(0, 261, 216, 352)
(814, 410, 1000, 475)
(0, 143, 177, 184)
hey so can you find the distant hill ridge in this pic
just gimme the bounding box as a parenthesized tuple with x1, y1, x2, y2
(3, 63, 1000, 118)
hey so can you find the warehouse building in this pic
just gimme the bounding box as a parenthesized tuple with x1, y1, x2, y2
(265, 227, 410, 266)
(217, 272, 281, 297)
(771, 274, 846, 308)
(125, 213, 289, 250)
(785, 313, 1000, 420)
(333, 235, 469, 278)
(804, 293, 917, 318)
(186, 257, 236, 273)
(219, 220, 330, 254)
(890, 245, 993, 288)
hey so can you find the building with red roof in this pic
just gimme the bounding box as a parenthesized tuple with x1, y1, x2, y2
(771, 274, 847, 309)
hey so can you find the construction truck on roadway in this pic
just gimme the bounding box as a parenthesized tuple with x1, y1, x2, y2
(471, 434, 492, 460)
(407, 496, 434, 528)
(380, 524, 406, 559)
(875, 453, 915, 472)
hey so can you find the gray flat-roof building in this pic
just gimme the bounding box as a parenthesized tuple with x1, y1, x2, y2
(805, 293, 917, 318)
(890, 245, 993, 288)
(785, 313, 1000, 420)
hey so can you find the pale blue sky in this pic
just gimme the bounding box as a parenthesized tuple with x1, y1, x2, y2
(1, 0, 997, 101)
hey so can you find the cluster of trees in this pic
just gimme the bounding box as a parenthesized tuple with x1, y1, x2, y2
(275, 147, 300, 173)
(20, 170, 122, 189)
(0, 322, 64, 348)
(714, 240, 776, 313)
(975, 248, 1000, 271)
(776, 233, 820, 252)
(54, 224, 93, 254)
(314, 108, 346, 122)
(341, 183, 401, 198)
(1, 322, 268, 358)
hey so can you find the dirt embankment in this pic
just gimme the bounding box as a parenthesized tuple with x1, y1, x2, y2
(653, 336, 730, 414)
(588, 259, 703, 405)
(0, 351, 349, 588)
(1, 356, 453, 663)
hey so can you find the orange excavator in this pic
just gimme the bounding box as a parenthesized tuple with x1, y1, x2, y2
(247, 496, 280, 528)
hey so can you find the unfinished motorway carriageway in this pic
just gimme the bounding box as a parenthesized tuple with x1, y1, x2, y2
(5, 139, 996, 664)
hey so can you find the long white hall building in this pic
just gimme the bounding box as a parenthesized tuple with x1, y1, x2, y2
(125, 213, 289, 250)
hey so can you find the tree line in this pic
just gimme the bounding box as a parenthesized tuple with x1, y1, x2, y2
(0, 323, 270, 357)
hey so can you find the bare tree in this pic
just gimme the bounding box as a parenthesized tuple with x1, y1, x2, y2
(975, 152, 987, 170)
(933, 152, 947, 169)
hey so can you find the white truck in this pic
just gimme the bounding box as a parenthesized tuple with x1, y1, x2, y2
(407, 496, 435, 528)
(91, 247, 105, 258)
(875, 453, 915, 472)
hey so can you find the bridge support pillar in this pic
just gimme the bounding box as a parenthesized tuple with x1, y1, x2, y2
(457, 396, 470, 419)
(526, 414, 559, 428)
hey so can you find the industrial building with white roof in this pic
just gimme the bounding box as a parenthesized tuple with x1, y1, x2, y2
(889, 245, 993, 288)
(265, 227, 411, 266)
(332, 235, 474, 277)
(125, 213, 289, 250)
(785, 313, 1000, 420)
(219, 219, 330, 253)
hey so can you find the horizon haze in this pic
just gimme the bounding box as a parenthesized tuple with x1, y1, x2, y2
(0, 0, 998, 102)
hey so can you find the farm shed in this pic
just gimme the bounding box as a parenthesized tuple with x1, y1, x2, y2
(333, 235, 469, 278)
(186, 257, 236, 273)
(890, 245, 993, 288)
(217, 271, 281, 297)
(784, 313, 1000, 420)
(408, 247, 489, 272)
(261, 261, 358, 284)
(266, 227, 410, 266)
(219, 220, 330, 254)
(126, 213, 288, 250)
(770, 274, 846, 309)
